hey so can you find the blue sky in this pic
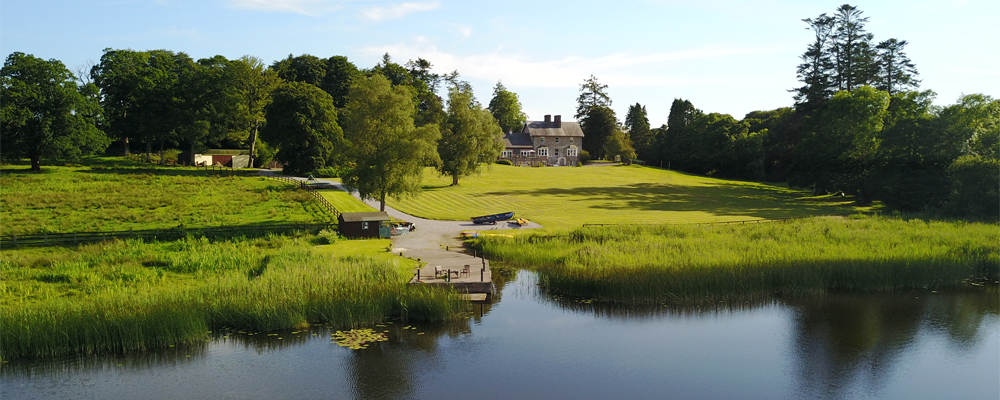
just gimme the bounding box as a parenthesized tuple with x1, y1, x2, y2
(2, 0, 997, 126)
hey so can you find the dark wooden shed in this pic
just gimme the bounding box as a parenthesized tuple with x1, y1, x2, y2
(338, 212, 391, 238)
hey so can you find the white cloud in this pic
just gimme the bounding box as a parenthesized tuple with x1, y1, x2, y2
(362, 1, 440, 22)
(361, 39, 777, 89)
(227, 0, 345, 16)
(457, 24, 472, 39)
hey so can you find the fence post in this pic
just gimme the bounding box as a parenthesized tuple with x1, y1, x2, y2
(12, 235, 16, 247)
(74, 232, 77, 244)
(45, 233, 48, 245)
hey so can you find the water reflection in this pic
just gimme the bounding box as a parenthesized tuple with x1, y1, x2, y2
(1, 270, 996, 400)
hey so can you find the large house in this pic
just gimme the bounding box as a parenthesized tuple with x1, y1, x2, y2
(500, 115, 583, 166)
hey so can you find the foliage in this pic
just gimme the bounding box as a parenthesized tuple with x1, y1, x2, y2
(473, 216, 998, 302)
(603, 128, 636, 162)
(495, 159, 512, 166)
(437, 85, 504, 185)
(624, 103, 652, 161)
(487, 81, 527, 133)
(1, 52, 109, 171)
(875, 38, 920, 95)
(270, 54, 326, 87)
(579, 106, 618, 160)
(260, 82, 343, 176)
(321, 56, 360, 108)
(340, 74, 440, 211)
(574, 75, 611, 119)
(945, 155, 1000, 220)
(229, 56, 281, 167)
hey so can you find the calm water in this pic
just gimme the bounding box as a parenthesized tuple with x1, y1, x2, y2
(3, 271, 998, 400)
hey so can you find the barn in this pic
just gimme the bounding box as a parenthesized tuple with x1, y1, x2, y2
(338, 212, 391, 238)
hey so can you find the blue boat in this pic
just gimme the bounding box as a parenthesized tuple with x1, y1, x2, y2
(471, 211, 515, 225)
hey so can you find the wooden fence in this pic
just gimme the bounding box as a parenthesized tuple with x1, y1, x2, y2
(0, 223, 334, 248)
(258, 172, 340, 219)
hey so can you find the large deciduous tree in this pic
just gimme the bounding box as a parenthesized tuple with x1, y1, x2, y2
(230, 55, 280, 166)
(1, 52, 109, 171)
(487, 81, 527, 133)
(438, 85, 504, 185)
(260, 81, 343, 175)
(340, 74, 440, 211)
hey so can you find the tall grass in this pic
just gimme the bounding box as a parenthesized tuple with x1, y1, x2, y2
(472, 216, 998, 303)
(0, 237, 465, 360)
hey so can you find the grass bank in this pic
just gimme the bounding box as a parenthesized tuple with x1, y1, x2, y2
(0, 236, 464, 360)
(1, 163, 328, 235)
(470, 216, 998, 303)
(388, 165, 876, 230)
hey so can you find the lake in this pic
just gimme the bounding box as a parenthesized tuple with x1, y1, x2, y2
(3, 270, 997, 399)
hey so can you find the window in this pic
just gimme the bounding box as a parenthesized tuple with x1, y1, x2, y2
(362, 222, 369, 230)
(540, 137, 545, 144)
(537, 147, 549, 157)
(570, 137, 574, 143)
(555, 137, 560, 143)
(521, 150, 531, 157)
(555, 148, 560, 156)
(567, 146, 578, 157)
(501, 150, 512, 158)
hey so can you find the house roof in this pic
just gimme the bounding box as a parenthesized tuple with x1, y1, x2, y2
(502, 132, 534, 149)
(522, 121, 584, 137)
(339, 212, 391, 222)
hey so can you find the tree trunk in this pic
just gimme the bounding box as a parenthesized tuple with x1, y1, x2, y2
(190, 142, 196, 165)
(379, 191, 386, 212)
(451, 174, 459, 186)
(248, 125, 259, 168)
(30, 156, 41, 172)
(145, 142, 152, 163)
(123, 137, 131, 155)
(159, 139, 165, 164)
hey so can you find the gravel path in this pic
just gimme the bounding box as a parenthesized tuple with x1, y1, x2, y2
(288, 175, 543, 252)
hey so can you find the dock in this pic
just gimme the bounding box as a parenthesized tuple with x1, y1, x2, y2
(405, 248, 494, 302)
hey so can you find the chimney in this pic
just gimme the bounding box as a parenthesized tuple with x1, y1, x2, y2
(544, 114, 551, 127)
(554, 115, 561, 128)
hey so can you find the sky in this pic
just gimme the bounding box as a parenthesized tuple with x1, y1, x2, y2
(2, 0, 998, 126)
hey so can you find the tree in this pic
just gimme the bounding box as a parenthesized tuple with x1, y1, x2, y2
(791, 86, 890, 200)
(831, 4, 877, 92)
(624, 103, 652, 160)
(91, 48, 153, 155)
(340, 74, 440, 211)
(487, 81, 527, 133)
(1, 52, 109, 171)
(230, 55, 281, 166)
(260, 82, 343, 175)
(270, 54, 326, 87)
(604, 128, 636, 162)
(579, 106, 618, 160)
(657, 98, 702, 168)
(320, 55, 359, 108)
(574, 75, 611, 120)
(875, 39, 919, 95)
(438, 85, 504, 185)
(793, 14, 835, 109)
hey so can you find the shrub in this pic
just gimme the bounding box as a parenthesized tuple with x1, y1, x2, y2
(579, 149, 592, 164)
(496, 159, 512, 166)
(314, 166, 343, 178)
(946, 155, 1000, 220)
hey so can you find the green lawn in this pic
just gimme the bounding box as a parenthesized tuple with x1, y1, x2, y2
(318, 188, 379, 214)
(389, 164, 876, 229)
(0, 164, 332, 235)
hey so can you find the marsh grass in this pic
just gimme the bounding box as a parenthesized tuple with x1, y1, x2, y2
(472, 216, 998, 303)
(0, 164, 327, 235)
(0, 237, 464, 360)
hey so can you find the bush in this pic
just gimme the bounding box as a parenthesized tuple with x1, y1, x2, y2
(946, 155, 1000, 220)
(313, 166, 343, 178)
(496, 159, 512, 166)
(579, 149, 592, 164)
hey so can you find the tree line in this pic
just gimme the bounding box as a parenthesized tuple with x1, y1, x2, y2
(574, 4, 997, 220)
(2, 50, 529, 211)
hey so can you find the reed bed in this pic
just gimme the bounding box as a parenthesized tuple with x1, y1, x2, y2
(472, 216, 998, 303)
(0, 237, 464, 360)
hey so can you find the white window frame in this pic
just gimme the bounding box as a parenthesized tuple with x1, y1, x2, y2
(555, 137, 560, 143)
(537, 147, 549, 157)
(540, 137, 545, 144)
(521, 150, 531, 157)
(501, 150, 512, 158)
(567, 146, 578, 157)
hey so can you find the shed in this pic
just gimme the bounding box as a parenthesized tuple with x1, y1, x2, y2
(338, 212, 391, 238)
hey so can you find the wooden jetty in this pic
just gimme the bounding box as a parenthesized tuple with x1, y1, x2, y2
(406, 248, 494, 302)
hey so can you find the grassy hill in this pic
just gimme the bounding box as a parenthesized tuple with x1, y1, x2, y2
(389, 164, 877, 229)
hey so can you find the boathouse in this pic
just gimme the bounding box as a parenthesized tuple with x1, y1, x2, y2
(338, 212, 391, 238)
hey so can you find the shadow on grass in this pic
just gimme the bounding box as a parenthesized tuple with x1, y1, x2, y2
(478, 182, 864, 220)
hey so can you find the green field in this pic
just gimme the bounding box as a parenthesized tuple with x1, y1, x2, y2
(389, 165, 875, 229)
(319, 189, 379, 214)
(472, 216, 999, 303)
(0, 164, 332, 235)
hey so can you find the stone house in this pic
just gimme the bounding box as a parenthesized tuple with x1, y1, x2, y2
(500, 115, 583, 166)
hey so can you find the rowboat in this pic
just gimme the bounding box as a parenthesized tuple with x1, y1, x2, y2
(470, 211, 515, 224)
